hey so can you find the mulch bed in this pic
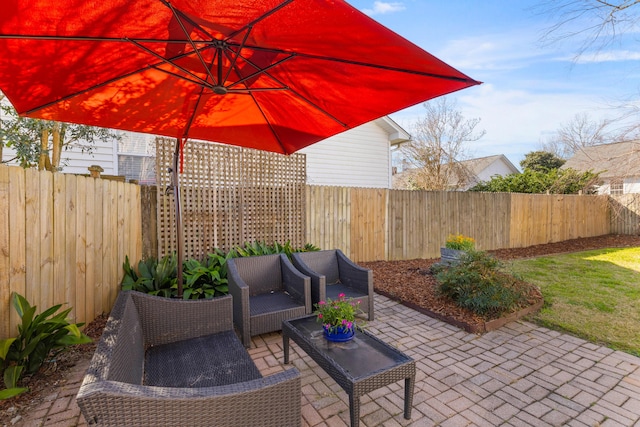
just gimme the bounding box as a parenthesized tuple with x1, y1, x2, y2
(2, 234, 639, 425)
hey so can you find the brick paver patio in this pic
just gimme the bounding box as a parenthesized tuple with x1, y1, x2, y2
(12, 294, 640, 427)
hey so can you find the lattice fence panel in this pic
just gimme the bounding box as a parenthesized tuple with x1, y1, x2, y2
(156, 138, 306, 260)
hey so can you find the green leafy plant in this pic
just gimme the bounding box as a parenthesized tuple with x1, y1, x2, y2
(444, 234, 475, 251)
(435, 251, 536, 319)
(121, 254, 177, 298)
(182, 249, 231, 299)
(121, 241, 320, 299)
(233, 240, 320, 259)
(0, 293, 91, 400)
(314, 293, 364, 333)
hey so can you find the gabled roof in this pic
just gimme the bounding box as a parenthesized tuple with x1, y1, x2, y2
(457, 154, 519, 178)
(562, 140, 640, 178)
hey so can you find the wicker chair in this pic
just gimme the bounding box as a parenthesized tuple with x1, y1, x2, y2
(228, 253, 311, 347)
(292, 249, 374, 320)
(76, 291, 301, 426)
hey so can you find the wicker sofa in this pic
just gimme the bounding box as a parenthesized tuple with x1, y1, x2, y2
(76, 291, 301, 426)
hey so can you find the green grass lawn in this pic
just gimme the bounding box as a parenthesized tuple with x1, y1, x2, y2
(508, 247, 640, 357)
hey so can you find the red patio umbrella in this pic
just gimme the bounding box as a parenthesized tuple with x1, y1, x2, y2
(0, 0, 480, 296)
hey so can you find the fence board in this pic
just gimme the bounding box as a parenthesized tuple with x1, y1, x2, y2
(53, 174, 66, 317)
(85, 178, 96, 322)
(0, 166, 9, 338)
(8, 167, 26, 337)
(92, 178, 104, 317)
(25, 169, 40, 309)
(64, 174, 77, 322)
(75, 176, 87, 324)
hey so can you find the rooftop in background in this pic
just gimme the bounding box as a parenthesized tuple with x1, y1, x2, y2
(562, 140, 640, 179)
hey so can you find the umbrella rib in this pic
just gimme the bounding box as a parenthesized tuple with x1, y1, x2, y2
(128, 39, 215, 87)
(227, 0, 294, 40)
(223, 26, 253, 85)
(246, 89, 288, 154)
(226, 42, 480, 85)
(21, 46, 208, 116)
(225, 53, 295, 89)
(0, 34, 213, 44)
(158, 0, 215, 41)
(163, 0, 218, 86)
(236, 53, 348, 128)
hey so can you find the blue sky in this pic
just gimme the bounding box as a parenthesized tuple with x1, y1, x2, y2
(350, 0, 640, 167)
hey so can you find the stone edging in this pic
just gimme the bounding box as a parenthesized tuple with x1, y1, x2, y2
(374, 290, 544, 334)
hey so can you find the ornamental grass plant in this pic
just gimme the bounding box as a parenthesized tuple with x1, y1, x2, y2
(435, 250, 539, 319)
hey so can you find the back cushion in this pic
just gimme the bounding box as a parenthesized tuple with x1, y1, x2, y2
(300, 250, 340, 284)
(106, 296, 145, 385)
(235, 254, 283, 295)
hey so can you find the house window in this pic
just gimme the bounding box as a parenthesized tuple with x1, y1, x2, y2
(118, 154, 156, 184)
(610, 179, 623, 195)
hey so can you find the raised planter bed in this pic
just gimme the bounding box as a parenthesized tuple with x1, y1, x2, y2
(376, 288, 543, 334)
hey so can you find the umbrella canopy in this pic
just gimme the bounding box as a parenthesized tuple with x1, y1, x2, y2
(0, 0, 479, 155)
(0, 0, 480, 296)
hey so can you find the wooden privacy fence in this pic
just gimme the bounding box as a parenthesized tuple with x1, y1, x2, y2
(154, 138, 306, 260)
(1, 165, 142, 340)
(306, 186, 611, 262)
(609, 194, 640, 234)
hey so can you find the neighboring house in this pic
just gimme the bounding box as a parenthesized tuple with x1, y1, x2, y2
(453, 154, 520, 190)
(393, 154, 519, 191)
(562, 140, 640, 195)
(299, 116, 410, 188)
(1, 137, 119, 175)
(2, 116, 410, 189)
(119, 116, 410, 188)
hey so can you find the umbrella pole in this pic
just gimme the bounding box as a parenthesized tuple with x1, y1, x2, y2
(173, 139, 184, 298)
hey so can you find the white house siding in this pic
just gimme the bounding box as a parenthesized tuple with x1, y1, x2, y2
(597, 177, 640, 195)
(476, 159, 517, 182)
(2, 137, 117, 175)
(299, 121, 392, 188)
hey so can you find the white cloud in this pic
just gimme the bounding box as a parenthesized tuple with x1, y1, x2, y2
(362, 1, 405, 16)
(435, 31, 550, 72)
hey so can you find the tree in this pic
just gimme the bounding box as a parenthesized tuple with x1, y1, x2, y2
(520, 151, 565, 172)
(399, 97, 485, 190)
(0, 100, 119, 171)
(539, 113, 628, 159)
(538, 0, 640, 58)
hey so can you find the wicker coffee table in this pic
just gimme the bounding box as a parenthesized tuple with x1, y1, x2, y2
(283, 316, 415, 427)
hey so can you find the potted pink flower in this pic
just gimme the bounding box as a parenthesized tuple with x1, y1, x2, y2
(314, 293, 363, 342)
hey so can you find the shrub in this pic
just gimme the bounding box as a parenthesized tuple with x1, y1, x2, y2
(0, 293, 91, 400)
(435, 251, 535, 319)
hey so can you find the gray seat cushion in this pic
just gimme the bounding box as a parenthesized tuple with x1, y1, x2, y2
(144, 331, 262, 388)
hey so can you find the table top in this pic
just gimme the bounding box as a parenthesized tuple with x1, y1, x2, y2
(283, 315, 413, 380)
